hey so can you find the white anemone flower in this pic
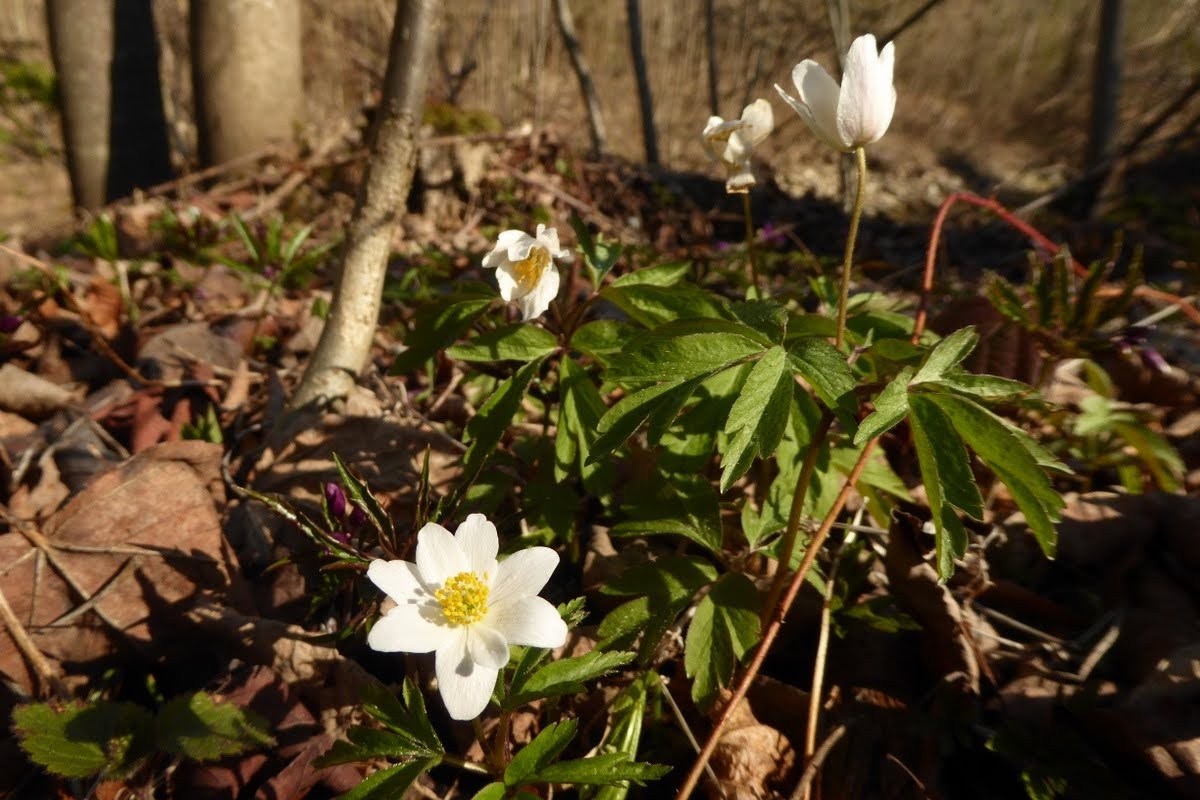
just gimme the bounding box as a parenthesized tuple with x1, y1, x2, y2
(366, 514, 567, 721)
(482, 224, 571, 321)
(775, 33, 896, 152)
(702, 99, 774, 193)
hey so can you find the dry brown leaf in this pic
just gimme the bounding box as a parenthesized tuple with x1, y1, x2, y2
(710, 689, 795, 800)
(0, 363, 76, 418)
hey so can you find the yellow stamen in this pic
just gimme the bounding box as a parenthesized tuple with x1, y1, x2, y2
(434, 572, 490, 626)
(511, 246, 550, 294)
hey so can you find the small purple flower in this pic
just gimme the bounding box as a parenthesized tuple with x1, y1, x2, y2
(715, 241, 732, 253)
(759, 222, 786, 248)
(262, 266, 279, 281)
(0, 314, 22, 334)
(1139, 347, 1172, 375)
(348, 505, 368, 529)
(324, 482, 347, 518)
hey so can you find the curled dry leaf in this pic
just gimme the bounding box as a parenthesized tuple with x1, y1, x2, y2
(710, 689, 795, 800)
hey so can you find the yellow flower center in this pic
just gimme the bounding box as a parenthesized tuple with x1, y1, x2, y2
(511, 246, 550, 294)
(435, 572, 490, 626)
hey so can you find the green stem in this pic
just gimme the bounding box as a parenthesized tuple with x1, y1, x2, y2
(760, 412, 833, 624)
(834, 147, 868, 350)
(492, 709, 512, 769)
(742, 191, 760, 291)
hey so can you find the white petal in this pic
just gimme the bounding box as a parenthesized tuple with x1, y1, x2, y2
(738, 99, 774, 147)
(503, 230, 537, 262)
(435, 630, 498, 720)
(725, 167, 756, 193)
(516, 264, 559, 321)
(367, 602, 454, 653)
(454, 513, 499, 577)
(466, 624, 510, 669)
(486, 596, 568, 649)
(489, 546, 559, 606)
(482, 230, 527, 269)
(789, 60, 847, 150)
(537, 226, 569, 260)
(495, 261, 522, 301)
(367, 559, 429, 603)
(837, 34, 893, 147)
(416, 522, 468, 587)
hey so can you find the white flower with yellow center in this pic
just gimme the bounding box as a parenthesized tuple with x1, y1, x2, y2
(775, 33, 896, 152)
(482, 224, 571, 321)
(366, 514, 567, 720)
(702, 98, 774, 193)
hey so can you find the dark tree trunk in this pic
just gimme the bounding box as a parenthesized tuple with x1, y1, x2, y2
(626, 0, 658, 166)
(47, 0, 172, 210)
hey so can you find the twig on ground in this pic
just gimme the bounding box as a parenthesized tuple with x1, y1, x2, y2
(0, 581, 67, 697)
(788, 723, 848, 800)
(661, 678, 723, 797)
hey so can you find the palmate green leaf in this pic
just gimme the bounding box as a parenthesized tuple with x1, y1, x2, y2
(447, 323, 559, 362)
(730, 300, 787, 343)
(570, 319, 636, 362)
(506, 651, 635, 710)
(908, 394, 980, 577)
(926, 393, 1064, 558)
(506, 719, 578, 786)
(590, 376, 706, 461)
(524, 753, 670, 786)
(611, 473, 723, 553)
(684, 573, 761, 709)
(912, 327, 979, 384)
(929, 370, 1032, 402)
(316, 726, 437, 767)
(610, 260, 691, 287)
(598, 556, 717, 662)
(604, 330, 763, 383)
(571, 214, 622, 286)
(1110, 419, 1184, 492)
(462, 356, 546, 474)
(720, 346, 792, 491)
(555, 357, 610, 488)
(13, 701, 154, 778)
(854, 366, 914, 445)
(785, 336, 856, 423)
(357, 678, 442, 754)
(156, 692, 274, 762)
(390, 291, 494, 374)
(601, 282, 727, 327)
(338, 758, 438, 800)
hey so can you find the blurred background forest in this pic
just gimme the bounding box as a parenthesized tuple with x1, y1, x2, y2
(2, 0, 1199, 236)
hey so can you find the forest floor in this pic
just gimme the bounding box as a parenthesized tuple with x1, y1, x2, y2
(1, 123, 1200, 800)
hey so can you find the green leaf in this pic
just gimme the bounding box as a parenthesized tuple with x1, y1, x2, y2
(571, 215, 623, 286)
(556, 357, 610, 487)
(720, 346, 792, 491)
(926, 393, 1063, 558)
(462, 357, 546, 473)
(854, 366, 914, 445)
(601, 282, 727, 327)
(447, 323, 559, 362)
(354, 678, 442, 754)
(470, 783, 508, 800)
(928, 370, 1032, 401)
(505, 719, 578, 786)
(338, 758, 438, 800)
(156, 692, 274, 762)
(316, 727, 436, 766)
(588, 674, 652, 800)
(730, 300, 787, 343)
(525, 753, 670, 786)
(507, 651, 635, 709)
(333, 452, 396, 554)
(571, 319, 636, 362)
(591, 376, 706, 460)
(13, 701, 154, 778)
(611, 474, 723, 553)
(912, 327, 979, 383)
(598, 556, 716, 662)
(391, 292, 494, 374)
(610, 261, 690, 287)
(685, 573, 761, 709)
(786, 337, 856, 422)
(908, 394, 979, 577)
(605, 331, 763, 383)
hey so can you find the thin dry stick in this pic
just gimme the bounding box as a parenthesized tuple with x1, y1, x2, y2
(676, 440, 878, 800)
(789, 723, 849, 800)
(661, 678, 723, 794)
(0, 582, 67, 697)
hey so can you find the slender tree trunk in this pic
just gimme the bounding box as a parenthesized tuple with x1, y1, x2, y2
(625, 0, 659, 166)
(554, 0, 608, 156)
(290, 0, 438, 409)
(1079, 0, 1124, 215)
(46, 0, 172, 210)
(825, 0, 855, 213)
(191, 0, 304, 165)
(705, 0, 719, 117)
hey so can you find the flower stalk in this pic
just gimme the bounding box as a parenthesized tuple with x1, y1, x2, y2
(742, 192, 760, 290)
(835, 146, 867, 350)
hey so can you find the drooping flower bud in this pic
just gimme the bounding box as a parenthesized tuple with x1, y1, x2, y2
(324, 482, 347, 518)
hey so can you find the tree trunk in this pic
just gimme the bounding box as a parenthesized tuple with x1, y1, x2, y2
(554, 0, 607, 156)
(190, 0, 304, 165)
(1079, 0, 1124, 215)
(46, 0, 172, 211)
(705, 0, 719, 117)
(289, 0, 438, 409)
(625, 0, 658, 166)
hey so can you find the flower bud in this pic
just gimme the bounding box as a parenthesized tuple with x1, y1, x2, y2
(324, 482, 347, 518)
